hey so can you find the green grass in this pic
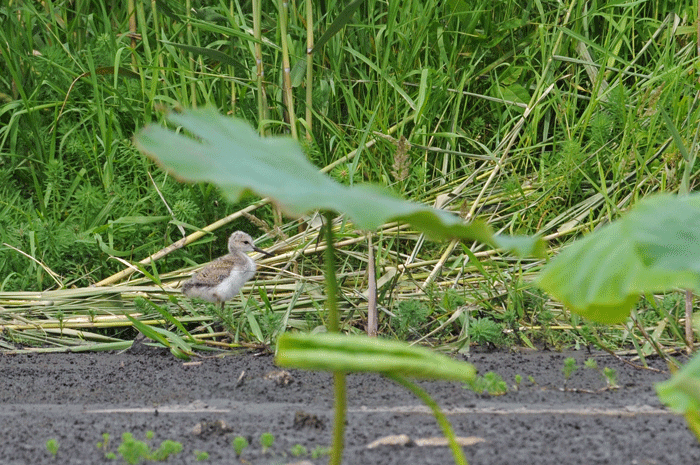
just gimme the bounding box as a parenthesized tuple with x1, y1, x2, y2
(1, 0, 699, 353)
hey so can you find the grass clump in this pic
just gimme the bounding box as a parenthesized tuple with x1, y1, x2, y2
(104, 432, 183, 464)
(117, 434, 151, 465)
(469, 318, 505, 346)
(311, 446, 332, 459)
(464, 372, 509, 396)
(290, 444, 308, 457)
(392, 299, 431, 339)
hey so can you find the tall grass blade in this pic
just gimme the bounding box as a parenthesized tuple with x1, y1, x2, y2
(313, 0, 364, 52)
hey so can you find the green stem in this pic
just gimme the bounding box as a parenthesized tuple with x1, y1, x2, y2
(305, 0, 313, 140)
(323, 211, 346, 465)
(324, 211, 339, 332)
(385, 373, 469, 465)
(252, 0, 267, 135)
(278, 0, 298, 139)
(330, 371, 346, 465)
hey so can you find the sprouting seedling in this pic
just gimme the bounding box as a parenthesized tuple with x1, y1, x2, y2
(463, 372, 508, 396)
(514, 374, 523, 391)
(584, 358, 619, 389)
(290, 444, 307, 457)
(603, 367, 618, 388)
(56, 310, 64, 336)
(562, 357, 578, 389)
(96, 433, 110, 452)
(483, 372, 508, 395)
(113, 432, 182, 464)
(311, 446, 332, 459)
(260, 432, 275, 453)
(232, 436, 248, 457)
(46, 439, 59, 457)
(96, 432, 116, 459)
(194, 450, 209, 461)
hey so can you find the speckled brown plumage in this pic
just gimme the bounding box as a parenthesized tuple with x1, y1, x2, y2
(181, 231, 271, 309)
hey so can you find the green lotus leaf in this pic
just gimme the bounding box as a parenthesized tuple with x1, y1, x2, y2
(625, 194, 700, 274)
(276, 332, 476, 383)
(537, 193, 700, 324)
(656, 351, 700, 413)
(134, 107, 544, 255)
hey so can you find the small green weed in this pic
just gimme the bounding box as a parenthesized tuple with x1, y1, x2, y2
(150, 440, 183, 461)
(194, 450, 209, 461)
(464, 371, 508, 396)
(260, 432, 275, 453)
(202, 302, 238, 334)
(118, 433, 150, 465)
(514, 374, 523, 391)
(112, 432, 183, 464)
(561, 357, 619, 391)
(562, 357, 578, 387)
(441, 289, 466, 312)
(392, 299, 430, 339)
(584, 358, 619, 389)
(603, 367, 618, 387)
(96, 433, 110, 452)
(469, 317, 504, 346)
(45, 438, 59, 457)
(290, 444, 308, 457)
(311, 446, 332, 459)
(232, 436, 249, 457)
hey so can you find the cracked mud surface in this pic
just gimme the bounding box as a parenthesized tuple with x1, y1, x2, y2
(1, 346, 698, 464)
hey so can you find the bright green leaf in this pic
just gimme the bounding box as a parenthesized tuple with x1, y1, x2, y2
(275, 333, 476, 383)
(498, 83, 529, 113)
(290, 58, 306, 87)
(141, 298, 196, 342)
(656, 352, 700, 414)
(312, 0, 364, 52)
(161, 40, 240, 67)
(537, 194, 700, 324)
(625, 194, 700, 274)
(493, 234, 546, 259)
(126, 315, 170, 346)
(134, 107, 544, 256)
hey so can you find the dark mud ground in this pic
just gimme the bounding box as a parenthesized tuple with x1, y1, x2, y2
(1, 344, 698, 465)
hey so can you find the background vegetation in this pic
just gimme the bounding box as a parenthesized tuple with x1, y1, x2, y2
(1, 0, 698, 353)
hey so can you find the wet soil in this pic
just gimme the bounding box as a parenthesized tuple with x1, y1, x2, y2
(1, 344, 698, 465)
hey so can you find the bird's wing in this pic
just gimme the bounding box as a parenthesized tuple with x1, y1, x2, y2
(191, 257, 237, 285)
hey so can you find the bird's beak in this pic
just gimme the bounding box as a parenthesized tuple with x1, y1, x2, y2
(254, 245, 274, 257)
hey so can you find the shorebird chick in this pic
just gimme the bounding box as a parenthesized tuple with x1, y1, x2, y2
(182, 231, 272, 310)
